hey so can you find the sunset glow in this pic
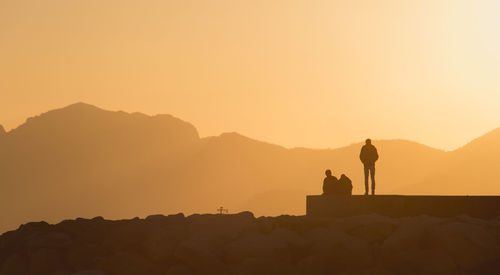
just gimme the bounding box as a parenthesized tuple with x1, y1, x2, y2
(1, 0, 500, 150)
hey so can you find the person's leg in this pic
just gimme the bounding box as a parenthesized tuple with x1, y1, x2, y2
(364, 166, 369, 195)
(370, 166, 376, 195)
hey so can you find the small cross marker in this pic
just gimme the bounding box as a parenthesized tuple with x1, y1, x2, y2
(217, 206, 228, 214)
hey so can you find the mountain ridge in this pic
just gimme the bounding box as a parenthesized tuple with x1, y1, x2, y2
(0, 103, 499, 233)
(3, 102, 452, 152)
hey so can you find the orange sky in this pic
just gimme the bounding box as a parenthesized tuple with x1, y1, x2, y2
(1, 0, 499, 150)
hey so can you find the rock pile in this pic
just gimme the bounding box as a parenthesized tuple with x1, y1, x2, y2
(1, 212, 500, 274)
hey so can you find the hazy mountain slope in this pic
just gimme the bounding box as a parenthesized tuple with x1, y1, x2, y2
(155, 134, 447, 216)
(398, 127, 500, 195)
(231, 139, 447, 215)
(0, 103, 458, 233)
(0, 103, 201, 232)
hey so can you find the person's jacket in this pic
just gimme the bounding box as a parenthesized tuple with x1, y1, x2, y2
(359, 144, 379, 166)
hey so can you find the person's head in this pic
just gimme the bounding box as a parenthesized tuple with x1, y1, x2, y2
(365, 139, 372, 145)
(325, 169, 332, 177)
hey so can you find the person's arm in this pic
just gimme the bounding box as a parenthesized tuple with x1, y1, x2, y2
(359, 146, 366, 163)
(374, 147, 379, 162)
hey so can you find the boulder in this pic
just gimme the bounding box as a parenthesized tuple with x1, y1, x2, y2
(23, 231, 72, 249)
(329, 214, 396, 233)
(430, 221, 500, 271)
(145, 213, 186, 225)
(55, 218, 110, 245)
(187, 212, 256, 238)
(166, 265, 195, 275)
(225, 228, 306, 264)
(227, 227, 310, 264)
(349, 221, 395, 244)
(102, 251, 156, 275)
(141, 226, 188, 262)
(305, 227, 368, 253)
(381, 215, 443, 254)
(18, 221, 51, 233)
(0, 254, 28, 275)
(174, 235, 226, 274)
(304, 227, 373, 270)
(27, 248, 67, 275)
(65, 244, 102, 271)
(1, 213, 500, 274)
(71, 271, 106, 275)
(233, 258, 299, 275)
(101, 221, 150, 251)
(297, 254, 328, 274)
(226, 232, 283, 263)
(381, 248, 457, 274)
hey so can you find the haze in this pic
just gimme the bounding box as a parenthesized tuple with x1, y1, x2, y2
(1, 0, 500, 150)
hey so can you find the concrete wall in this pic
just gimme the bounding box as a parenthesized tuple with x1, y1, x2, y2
(306, 195, 500, 218)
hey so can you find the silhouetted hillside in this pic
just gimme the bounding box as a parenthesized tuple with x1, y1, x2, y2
(0, 103, 201, 233)
(1, 103, 498, 233)
(1, 213, 500, 274)
(398, 127, 500, 195)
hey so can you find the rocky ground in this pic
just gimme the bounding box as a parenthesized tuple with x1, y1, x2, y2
(1, 212, 500, 275)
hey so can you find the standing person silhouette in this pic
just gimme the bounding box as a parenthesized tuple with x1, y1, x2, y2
(359, 139, 379, 195)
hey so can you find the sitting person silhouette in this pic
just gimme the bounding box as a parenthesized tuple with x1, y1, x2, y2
(322, 169, 339, 195)
(338, 174, 353, 196)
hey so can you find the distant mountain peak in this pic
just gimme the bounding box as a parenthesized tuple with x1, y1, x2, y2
(202, 132, 253, 145)
(219, 132, 246, 139)
(456, 126, 500, 151)
(478, 126, 500, 139)
(7, 103, 200, 142)
(56, 102, 105, 113)
(14, 102, 109, 130)
(65, 102, 100, 109)
(0, 124, 5, 135)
